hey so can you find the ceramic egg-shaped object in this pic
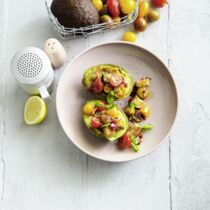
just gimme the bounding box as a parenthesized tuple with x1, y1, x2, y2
(44, 38, 66, 69)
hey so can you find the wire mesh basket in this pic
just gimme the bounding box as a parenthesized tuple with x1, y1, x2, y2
(44, 0, 139, 39)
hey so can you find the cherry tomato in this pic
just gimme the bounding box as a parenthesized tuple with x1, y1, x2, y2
(148, 9, 160, 22)
(137, 87, 149, 99)
(109, 75, 122, 87)
(91, 117, 102, 128)
(138, 1, 150, 18)
(122, 31, 136, 42)
(92, 0, 103, 11)
(114, 86, 125, 99)
(119, 0, 136, 15)
(152, 0, 167, 8)
(107, 0, 120, 17)
(121, 79, 127, 87)
(83, 103, 94, 116)
(134, 17, 148, 32)
(106, 108, 119, 118)
(104, 84, 112, 93)
(91, 78, 104, 93)
(118, 134, 131, 149)
(96, 100, 106, 111)
(128, 96, 134, 103)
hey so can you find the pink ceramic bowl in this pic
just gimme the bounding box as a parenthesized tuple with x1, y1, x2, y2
(56, 42, 178, 162)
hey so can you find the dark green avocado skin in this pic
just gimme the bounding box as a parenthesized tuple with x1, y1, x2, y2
(51, 0, 99, 28)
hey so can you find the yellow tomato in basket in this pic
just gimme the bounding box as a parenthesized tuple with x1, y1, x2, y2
(92, 0, 103, 11)
(138, 1, 150, 18)
(119, 0, 136, 15)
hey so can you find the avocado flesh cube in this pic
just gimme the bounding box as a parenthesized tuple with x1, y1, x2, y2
(82, 64, 134, 100)
(131, 96, 145, 109)
(82, 100, 128, 141)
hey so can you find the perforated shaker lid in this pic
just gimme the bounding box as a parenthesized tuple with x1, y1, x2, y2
(11, 47, 52, 84)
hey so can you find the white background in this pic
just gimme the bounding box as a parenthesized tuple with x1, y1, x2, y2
(0, 0, 210, 209)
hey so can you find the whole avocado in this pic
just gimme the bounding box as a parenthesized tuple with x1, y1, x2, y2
(51, 0, 99, 28)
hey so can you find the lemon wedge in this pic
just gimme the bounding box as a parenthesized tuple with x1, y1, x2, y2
(24, 96, 47, 125)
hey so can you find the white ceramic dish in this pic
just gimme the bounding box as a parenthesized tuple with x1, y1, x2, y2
(56, 42, 178, 162)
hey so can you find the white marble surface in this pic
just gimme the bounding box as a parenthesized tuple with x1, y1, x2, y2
(0, 0, 210, 209)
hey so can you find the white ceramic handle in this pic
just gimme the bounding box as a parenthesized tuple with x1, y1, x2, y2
(38, 85, 51, 102)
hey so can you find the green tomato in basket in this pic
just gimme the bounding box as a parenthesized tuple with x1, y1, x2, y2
(119, 0, 136, 15)
(100, 15, 113, 24)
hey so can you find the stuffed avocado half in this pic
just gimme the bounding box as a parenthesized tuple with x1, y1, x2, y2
(82, 64, 134, 103)
(82, 100, 128, 141)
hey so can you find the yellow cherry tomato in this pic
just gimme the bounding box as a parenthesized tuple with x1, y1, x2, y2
(138, 1, 150, 18)
(83, 103, 94, 116)
(92, 0, 103, 11)
(122, 31, 137, 42)
(116, 120, 124, 128)
(137, 87, 149, 99)
(119, 0, 136, 15)
(106, 108, 119, 118)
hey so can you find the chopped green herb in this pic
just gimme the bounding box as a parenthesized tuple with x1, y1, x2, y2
(107, 104, 117, 110)
(130, 135, 138, 144)
(101, 123, 111, 128)
(110, 90, 115, 96)
(129, 103, 136, 114)
(130, 135, 140, 152)
(130, 103, 136, 108)
(95, 101, 105, 107)
(139, 123, 153, 130)
(131, 143, 140, 152)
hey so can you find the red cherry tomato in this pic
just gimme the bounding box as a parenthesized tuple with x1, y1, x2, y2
(128, 96, 134, 103)
(109, 75, 123, 87)
(121, 79, 127, 87)
(107, 0, 120, 17)
(91, 117, 102, 129)
(118, 134, 131, 149)
(152, 0, 167, 8)
(96, 100, 106, 111)
(91, 78, 104, 94)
